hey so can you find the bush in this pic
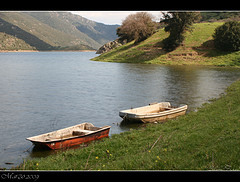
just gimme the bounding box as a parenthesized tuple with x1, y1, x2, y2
(213, 21, 240, 52)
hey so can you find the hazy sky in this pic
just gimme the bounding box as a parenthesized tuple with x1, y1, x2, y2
(70, 11, 162, 25)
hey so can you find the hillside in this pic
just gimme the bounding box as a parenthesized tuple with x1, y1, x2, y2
(92, 22, 240, 67)
(0, 32, 36, 51)
(0, 12, 119, 51)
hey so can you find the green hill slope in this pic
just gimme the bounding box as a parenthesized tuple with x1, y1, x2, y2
(92, 22, 240, 67)
(0, 12, 119, 51)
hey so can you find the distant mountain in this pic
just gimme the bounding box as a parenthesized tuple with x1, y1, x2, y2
(200, 12, 240, 22)
(0, 12, 119, 51)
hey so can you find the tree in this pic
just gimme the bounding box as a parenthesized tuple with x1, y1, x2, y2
(116, 12, 157, 44)
(161, 12, 201, 52)
(213, 21, 240, 52)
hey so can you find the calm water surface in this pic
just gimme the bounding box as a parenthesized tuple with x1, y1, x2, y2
(0, 52, 240, 168)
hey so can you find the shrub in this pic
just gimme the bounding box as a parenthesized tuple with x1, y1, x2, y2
(213, 21, 240, 52)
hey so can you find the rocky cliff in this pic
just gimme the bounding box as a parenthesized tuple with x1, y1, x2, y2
(96, 39, 127, 54)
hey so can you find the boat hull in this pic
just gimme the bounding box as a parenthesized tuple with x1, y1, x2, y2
(126, 109, 187, 123)
(27, 123, 111, 150)
(119, 102, 188, 123)
(32, 128, 110, 150)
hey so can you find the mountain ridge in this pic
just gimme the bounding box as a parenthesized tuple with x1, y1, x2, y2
(0, 11, 119, 51)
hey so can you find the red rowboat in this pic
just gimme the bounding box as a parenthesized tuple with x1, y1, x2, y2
(26, 123, 111, 150)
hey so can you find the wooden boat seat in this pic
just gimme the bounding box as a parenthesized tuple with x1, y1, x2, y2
(141, 107, 172, 114)
(159, 107, 172, 111)
(87, 126, 101, 131)
(72, 129, 95, 136)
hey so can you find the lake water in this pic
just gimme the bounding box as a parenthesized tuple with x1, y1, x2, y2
(0, 51, 240, 169)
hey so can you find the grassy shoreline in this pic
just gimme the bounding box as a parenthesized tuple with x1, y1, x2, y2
(92, 22, 240, 67)
(17, 79, 240, 170)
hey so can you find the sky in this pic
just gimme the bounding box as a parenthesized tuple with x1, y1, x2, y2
(70, 11, 163, 25)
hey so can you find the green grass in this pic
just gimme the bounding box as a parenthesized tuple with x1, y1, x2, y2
(92, 22, 240, 67)
(17, 79, 240, 170)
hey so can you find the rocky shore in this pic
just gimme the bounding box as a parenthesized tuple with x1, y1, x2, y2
(96, 39, 127, 54)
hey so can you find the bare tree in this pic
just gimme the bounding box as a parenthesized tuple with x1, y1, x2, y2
(117, 12, 157, 44)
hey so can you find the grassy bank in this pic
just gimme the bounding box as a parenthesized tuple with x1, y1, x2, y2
(92, 22, 240, 67)
(18, 79, 240, 170)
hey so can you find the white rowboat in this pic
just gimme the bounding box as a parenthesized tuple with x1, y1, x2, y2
(119, 102, 188, 123)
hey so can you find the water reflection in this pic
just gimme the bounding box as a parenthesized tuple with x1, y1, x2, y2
(29, 142, 89, 158)
(117, 64, 240, 112)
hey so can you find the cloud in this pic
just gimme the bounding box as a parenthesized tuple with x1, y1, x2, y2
(70, 11, 162, 25)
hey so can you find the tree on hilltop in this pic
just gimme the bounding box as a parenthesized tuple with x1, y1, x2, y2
(161, 12, 201, 52)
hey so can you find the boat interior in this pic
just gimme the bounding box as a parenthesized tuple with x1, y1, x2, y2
(27, 123, 103, 142)
(127, 102, 173, 114)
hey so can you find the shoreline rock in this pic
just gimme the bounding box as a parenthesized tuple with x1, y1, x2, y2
(96, 39, 127, 54)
